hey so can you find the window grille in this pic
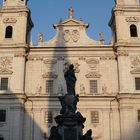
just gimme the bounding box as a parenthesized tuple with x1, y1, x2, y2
(44, 111, 52, 123)
(0, 78, 8, 90)
(46, 80, 53, 94)
(91, 111, 99, 123)
(135, 78, 140, 90)
(90, 80, 97, 94)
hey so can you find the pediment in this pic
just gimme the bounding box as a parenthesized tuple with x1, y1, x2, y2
(53, 18, 89, 28)
(0, 68, 13, 75)
(85, 71, 101, 78)
(42, 72, 58, 79)
(130, 68, 140, 74)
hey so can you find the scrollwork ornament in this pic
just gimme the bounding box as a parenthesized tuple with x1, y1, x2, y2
(42, 72, 58, 79)
(126, 17, 139, 22)
(3, 18, 17, 23)
(85, 71, 101, 78)
(86, 58, 99, 70)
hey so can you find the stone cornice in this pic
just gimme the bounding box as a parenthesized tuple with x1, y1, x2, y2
(0, 6, 29, 13)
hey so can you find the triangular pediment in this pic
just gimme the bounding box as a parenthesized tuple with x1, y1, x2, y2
(53, 18, 89, 28)
(0, 68, 13, 75)
(62, 19, 84, 25)
(130, 68, 140, 74)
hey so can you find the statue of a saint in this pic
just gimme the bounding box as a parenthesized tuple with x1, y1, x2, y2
(64, 64, 77, 95)
(69, 7, 74, 18)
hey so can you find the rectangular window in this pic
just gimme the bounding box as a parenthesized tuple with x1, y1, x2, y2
(46, 80, 53, 94)
(0, 78, 8, 90)
(0, 110, 6, 122)
(44, 111, 52, 123)
(91, 111, 99, 123)
(138, 110, 140, 122)
(90, 80, 97, 94)
(135, 78, 140, 90)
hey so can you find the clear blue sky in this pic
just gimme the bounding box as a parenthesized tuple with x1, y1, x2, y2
(0, 0, 115, 45)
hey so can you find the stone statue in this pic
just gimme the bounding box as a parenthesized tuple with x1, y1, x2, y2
(99, 32, 104, 44)
(69, 7, 74, 18)
(64, 64, 77, 95)
(38, 32, 43, 42)
(48, 126, 62, 140)
(82, 129, 93, 140)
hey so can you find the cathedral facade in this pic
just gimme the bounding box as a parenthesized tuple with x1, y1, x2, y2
(0, 0, 140, 140)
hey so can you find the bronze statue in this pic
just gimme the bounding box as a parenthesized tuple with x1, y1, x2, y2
(82, 129, 93, 140)
(64, 64, 77, 95)
(48, 126, 62, 140)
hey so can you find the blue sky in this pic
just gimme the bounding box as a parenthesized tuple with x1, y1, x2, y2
(0, 0, 115, 45)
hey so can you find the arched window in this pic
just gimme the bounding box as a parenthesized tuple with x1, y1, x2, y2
(130, 24, 138, 37)
(5, 26, 13, 38)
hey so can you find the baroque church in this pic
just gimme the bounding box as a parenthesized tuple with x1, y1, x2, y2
(0, 0, 140, 140)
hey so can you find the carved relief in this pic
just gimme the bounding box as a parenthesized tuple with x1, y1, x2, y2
(126, 17, 139, 22)
(102, 84, 108, 94)
(36, 85, 42, 95)
(131, 56, 140, 74)
(43, 59, 57, 65)
(117, 50, 129, 56)
(43, 59, 57, 71)
(63, 30, 80, 42)
(85, 71, 101, 78)
(14, 53, 25, 57)
(19, 12, 28, 17)
(42, 72, 58, 79)
(73, 62, 80, 73)
(131, 57, 140, 67)
(71, 30, 80, 42)
(79, 56, 86, 61)
(3, 18, 17, 23)
(86, 58, 99, 70)
(28, 56, 43, 61)
(114, 11, 124, 16)
(100, 56, 116, 60)
(0, 57, 13, 75)
(80, 84, 86, 95)
(130, 56, 140, 74)
(63, 30, 71, 42)
(130, 68, 140, 74)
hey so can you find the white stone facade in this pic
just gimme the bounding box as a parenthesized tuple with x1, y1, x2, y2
(0, 0, 140, 140)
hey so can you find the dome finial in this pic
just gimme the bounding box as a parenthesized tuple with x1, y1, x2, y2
(68, 6, 74, 18)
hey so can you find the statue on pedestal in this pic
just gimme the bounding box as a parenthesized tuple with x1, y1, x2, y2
(64, 64, 77, 95)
